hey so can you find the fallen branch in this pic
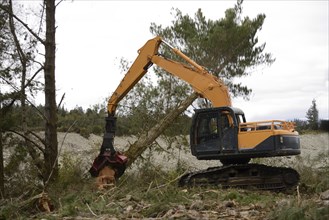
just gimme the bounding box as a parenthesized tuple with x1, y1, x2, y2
(154, 169, 189, 189)
(86, 202, 98, 217)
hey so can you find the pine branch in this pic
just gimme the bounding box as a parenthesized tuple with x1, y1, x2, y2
(0, 2, 45, 45)
(8, 129, 45, 154)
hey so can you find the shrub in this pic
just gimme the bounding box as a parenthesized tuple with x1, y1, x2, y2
(271, 199, 329, 220)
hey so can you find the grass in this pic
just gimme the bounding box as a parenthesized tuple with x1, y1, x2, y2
(0, 172, 326, 219)
(271, 199, 329, 220)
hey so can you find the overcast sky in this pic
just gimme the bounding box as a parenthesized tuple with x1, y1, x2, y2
(42, 0, 328, 121)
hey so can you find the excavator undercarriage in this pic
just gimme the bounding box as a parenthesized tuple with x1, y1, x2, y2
(179, 164, 300, 190)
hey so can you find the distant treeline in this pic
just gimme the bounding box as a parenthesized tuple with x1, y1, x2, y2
(320, 120, 329, 130)
(6, 105, 327, 138)
(7, 105, 192, 138)
(293, 118, 329, 132)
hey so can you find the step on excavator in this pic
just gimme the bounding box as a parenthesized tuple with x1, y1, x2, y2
(89, 36, 301, 190)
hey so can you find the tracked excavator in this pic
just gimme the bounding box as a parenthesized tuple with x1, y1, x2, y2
(89, 36, 300, 190)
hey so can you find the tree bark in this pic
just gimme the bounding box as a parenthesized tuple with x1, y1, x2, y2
(0, 121, 4, 198)
(124, 92, 198, 167)
(43, 0, 58, 183)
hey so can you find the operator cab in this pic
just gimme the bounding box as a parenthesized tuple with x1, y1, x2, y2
(190, 106, 246, 161)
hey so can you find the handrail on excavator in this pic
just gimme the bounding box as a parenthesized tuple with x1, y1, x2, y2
(239, 120, 296, 132)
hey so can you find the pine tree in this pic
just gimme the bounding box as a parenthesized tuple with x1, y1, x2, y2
(306, 99, 319, 130)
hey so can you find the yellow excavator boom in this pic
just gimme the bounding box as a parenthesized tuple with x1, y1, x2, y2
(107, 36, 231, 115)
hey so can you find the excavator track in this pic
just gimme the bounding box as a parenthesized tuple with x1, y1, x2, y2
(179, 164, 299, 191)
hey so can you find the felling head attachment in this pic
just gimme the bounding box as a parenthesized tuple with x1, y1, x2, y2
(89, 115, 128, 189)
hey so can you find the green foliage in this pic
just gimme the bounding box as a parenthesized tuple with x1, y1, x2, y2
(0, 104, 19, 131)
(57, 104, 106, 138)
(306, 99, 319, 130)
(115, 69, 191, 137)
(116, 76, 161, 136)
(291, 99, 327, 132)
(150, 0, 275, 100)
(295, 152, 329, 193)
(57, 153, 86, 190)
(2, 101, 190, 140)
(2, 135, 43, 199)
(0, 2, 18, 135)
(222, 189, 275, 206)
(0, 1, 41, 101)
(1, 1, 46, 198)
(291, 118, 308, 133)
(320, 120, 329, 131)
(271, 199, 329, 220)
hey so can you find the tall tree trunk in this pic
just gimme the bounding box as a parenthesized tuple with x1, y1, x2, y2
(0, 120, 4, 198)
(124, 92, 198, 167)
(43, 0, 58, 183)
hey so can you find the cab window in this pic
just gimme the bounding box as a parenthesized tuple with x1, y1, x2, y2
(196, 113, 219, 144)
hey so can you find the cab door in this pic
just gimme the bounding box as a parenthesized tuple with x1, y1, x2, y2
(190, 108, 240, 159)
(191, 111, 221, 158)
(219, 111, 237, 153)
